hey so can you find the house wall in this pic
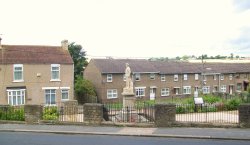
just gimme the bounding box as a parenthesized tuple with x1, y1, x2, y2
(0, 64, 74, 105)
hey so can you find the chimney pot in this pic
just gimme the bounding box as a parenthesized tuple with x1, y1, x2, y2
(61, 40, 68, 50)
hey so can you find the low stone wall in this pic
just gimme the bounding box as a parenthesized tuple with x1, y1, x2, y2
(84, 103, 103, 125)
(24, 105, 43, 124)
(239, 103, 250, 128)
(154, 103, 176, 127)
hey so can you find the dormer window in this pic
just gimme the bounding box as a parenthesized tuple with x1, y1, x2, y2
(161, 75, 166, 81)
(174, 74, 178, 81)
(107, 74, 112, 82)
(183, 74, 188, 80)
(135, 73, 140, 81)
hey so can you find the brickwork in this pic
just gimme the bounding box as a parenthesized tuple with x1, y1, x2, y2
(154, 104, 176, 127)
(24, 105, 43, 124)
(239, 104, 250, 128)
(84, 103, 103, 125)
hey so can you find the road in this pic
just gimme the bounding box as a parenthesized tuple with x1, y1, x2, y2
(0, 131, 249, 145)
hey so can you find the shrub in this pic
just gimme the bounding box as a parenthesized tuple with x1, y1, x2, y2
(0, 106, 24, 121)
(225, 98, 241, 111)
(202, 94, 221, 104)
(176, 106, 186, 114)
(43, 107, 59, 120)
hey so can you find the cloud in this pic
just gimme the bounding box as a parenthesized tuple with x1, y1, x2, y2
(233, 0, 250, 12)
(229, 27, 250, 52)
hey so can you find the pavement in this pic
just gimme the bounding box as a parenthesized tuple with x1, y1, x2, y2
(0, 123, 250, 140)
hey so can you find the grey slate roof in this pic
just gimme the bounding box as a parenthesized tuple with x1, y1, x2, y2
(92, 59, 250, 74)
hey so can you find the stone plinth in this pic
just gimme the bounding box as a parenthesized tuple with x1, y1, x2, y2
(24, 105, 43, 124)
(239, 103, 250, 128)
(84, 103, 103, 125)
(154, 103, 176, 127)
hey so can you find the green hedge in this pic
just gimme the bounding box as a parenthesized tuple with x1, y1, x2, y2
(0, 106, 24, 121)
(43, 106, 59, 120)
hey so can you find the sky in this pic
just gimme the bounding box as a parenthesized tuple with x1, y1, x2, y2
(0, 0, 250, 59)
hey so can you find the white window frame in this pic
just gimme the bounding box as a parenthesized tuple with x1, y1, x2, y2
(213, 74, 217, 80)
(135, 87, 146, 97)
(7, 89, 26, 106)
(45, 89, 56, 105)
(220, 85, 226, 93)
(107, 89, 118, 99)
(51, 64, 60, 81)
(107, 74, 112, 82)
(174, 74, 178, 82)
(202, 86, 210, 94)
(195, 74, 199, 81)
(229, 74, 233, 80)
(149, 73, 155, 80)
(220, 74, 224, 80)
(161, 75, 166, 81)
(183, 86, 191, 94)
(61, 89, 69, 101)
(13, 64, 24, 82)
(183, 74, 188, 80)
(161, 88, 169, 96)
(135, 73, 141, 81)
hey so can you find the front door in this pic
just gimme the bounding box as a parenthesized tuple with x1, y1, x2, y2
(150, 88, 156, 100)
(229, 85, 234, 94)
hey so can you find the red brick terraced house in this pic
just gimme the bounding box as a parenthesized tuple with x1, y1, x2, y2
(84, 59, 250, 103)
(0, 40, 74, 106)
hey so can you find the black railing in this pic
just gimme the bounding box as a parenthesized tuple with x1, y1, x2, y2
(42, 105, 84, 122)
(103, 102, 155, 123)
(176, 104, 238, 124)
(0, 105, 24, 121)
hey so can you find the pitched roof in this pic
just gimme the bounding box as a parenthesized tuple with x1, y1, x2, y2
(0, 45, 73, 64)
(91, 59, 250, 74)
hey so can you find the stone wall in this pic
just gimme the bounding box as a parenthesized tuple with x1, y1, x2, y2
(239, 103, 250, 128)
(154, 103, 176, 127)
(24, 105, 43, 124)
(84, 103, 103, 125)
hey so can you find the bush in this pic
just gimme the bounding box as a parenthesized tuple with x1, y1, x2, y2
(176, 106, 186, 114)
(0, 106, 24, 121)
(203, 94, 221, 104)
(225, 98, 241, 111)
(43, 107, 59, 120)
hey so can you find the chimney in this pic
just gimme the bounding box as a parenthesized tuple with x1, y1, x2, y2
(61, 40, 68, 50)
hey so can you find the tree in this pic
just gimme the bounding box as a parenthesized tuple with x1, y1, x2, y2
(230, 53, 234, 60)
(75, 76, 97, 104)
(68, 42, 88, 80)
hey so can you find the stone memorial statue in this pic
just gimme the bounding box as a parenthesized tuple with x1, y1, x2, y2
(122, 63, 134, 95)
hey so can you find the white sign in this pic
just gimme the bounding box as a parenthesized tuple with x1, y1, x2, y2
(194, 97, 204, 105)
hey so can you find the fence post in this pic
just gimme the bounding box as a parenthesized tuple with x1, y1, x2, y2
(154, 103, 176, 127)
(24, 105, 43, 124)
(84, 103, 103, 125)
(239, 103, 250, 128)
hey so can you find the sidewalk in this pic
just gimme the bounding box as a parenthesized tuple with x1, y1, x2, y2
(0, 123, 250, 140)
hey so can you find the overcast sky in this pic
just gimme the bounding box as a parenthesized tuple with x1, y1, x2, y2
(0, 0, 250, 59)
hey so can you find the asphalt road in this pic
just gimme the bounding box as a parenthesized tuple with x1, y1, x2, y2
(0, 131, 249, 145)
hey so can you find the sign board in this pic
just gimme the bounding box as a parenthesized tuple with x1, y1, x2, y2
(194, 97, 204, 105)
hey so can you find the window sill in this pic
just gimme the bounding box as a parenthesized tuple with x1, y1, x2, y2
(61, 99, 69, 101)
(50, 79, 61, 82)
(13, 80, 24, 83)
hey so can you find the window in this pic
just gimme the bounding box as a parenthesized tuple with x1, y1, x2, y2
(149, 73, 155, 80)
(195, 74, 199, 80)
(220, 85, 226, 93)
(161, 75, 166, 81)
(45, 89, 56, 105)
(51, 64, 60, 81)
(7, 89, 25, 106)
(202, 86, 210, 94)
(174, 74, 178, 81)
(135, 73, 140, 81)
(13, 64, 23, 82)
(107, 74, 112, 82)
(220, 74, 224, 80)
(161, 88, 169, 96)
(135, 87, 145, 97)
(107, 89, 117, 99)
(237, 83, 242, 91)
(61, 89, 69, 100)
(174, 87, 180, 95)
(229, 74, 233, 80)
(183, 74, 188, 80)
(183, 86, 191, 94)
(213, 75, 217, 80)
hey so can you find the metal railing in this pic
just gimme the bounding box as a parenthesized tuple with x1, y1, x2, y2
(0, 105, 24, 121)
(103, 102, 155, 123)
(176, 104, 238, 124)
